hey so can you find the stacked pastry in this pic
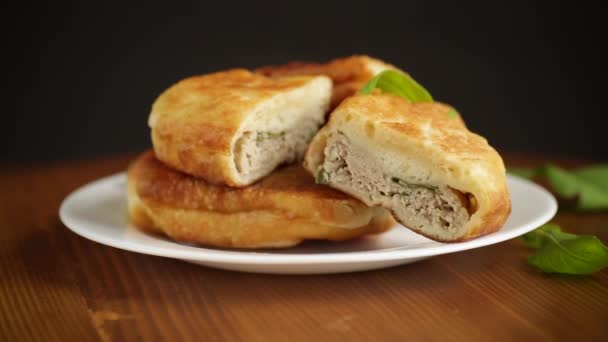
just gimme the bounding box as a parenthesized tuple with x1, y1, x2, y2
(127, 61, 396, 248)
(127, 56, 511, 248)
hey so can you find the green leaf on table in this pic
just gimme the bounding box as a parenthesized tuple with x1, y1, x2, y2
(360, 70, 433, 102)
(521, 223, 574, 248)
(544, 164, 608, 210)
(522, 223, 608, 275)
(508, 164, 608, 211)
(573, 165, 608, 192)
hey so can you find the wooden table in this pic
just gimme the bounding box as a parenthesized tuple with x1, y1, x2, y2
(1, 154, 607, 341)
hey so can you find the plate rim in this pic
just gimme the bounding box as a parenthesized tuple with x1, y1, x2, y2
(60, 173, 557, 265)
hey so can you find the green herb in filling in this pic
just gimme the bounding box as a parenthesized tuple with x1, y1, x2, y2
(256, 131, 286, 143)
(391, 177, 438, 192)
(316, 169, 330, 184)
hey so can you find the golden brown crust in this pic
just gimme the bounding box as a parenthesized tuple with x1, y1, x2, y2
(127, 151, 395, 248)
(304, 94, 511, 242)
(149, 69, 330, 186)
(256, 55, 396, 109)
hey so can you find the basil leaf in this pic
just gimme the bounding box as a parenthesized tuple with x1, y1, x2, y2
(360, 70, 433, 102)
(544, 164, 608, 211)
(446, 108, 459, 119)
(573, 165, 608, 192)
(391, 177, 438, 191)
(529, 235, 608, 275)
(521, 223, 569, 248)
(522, 224, 608, 275)
(360, 74, 380, 94)
(257, 131, 285, 143)
(316, 169, 329, 184)
(508, 164, 608, 211)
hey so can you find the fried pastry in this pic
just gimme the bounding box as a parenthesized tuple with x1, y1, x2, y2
(149, 69, 331, 187)
(304, 94, 511, 242)
(127, 151, 395, 249)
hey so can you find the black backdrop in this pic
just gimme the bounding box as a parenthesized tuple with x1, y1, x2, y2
(5, 1, 606, 161)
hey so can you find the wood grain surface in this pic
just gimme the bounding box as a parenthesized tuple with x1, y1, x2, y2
(1, 154, 607, 341)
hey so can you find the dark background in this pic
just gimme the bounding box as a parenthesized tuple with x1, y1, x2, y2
(5, 1, 606, 162)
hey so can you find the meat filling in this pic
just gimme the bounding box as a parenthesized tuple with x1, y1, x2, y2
(234, 118, 319, 181)
(318, 131, 471, 237)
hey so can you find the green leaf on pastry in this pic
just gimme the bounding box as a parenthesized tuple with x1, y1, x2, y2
(446, 108, 459, 119)
(360, 70, 433, 102)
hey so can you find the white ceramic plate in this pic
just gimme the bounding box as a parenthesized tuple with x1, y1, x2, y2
(60, 173, 557, 274)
